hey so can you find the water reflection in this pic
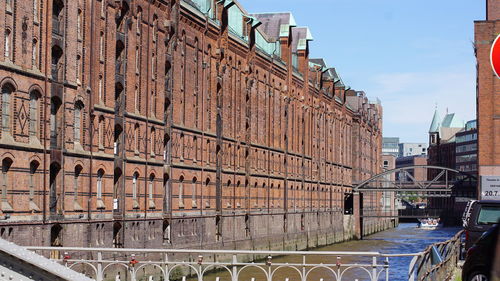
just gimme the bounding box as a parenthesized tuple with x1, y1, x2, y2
(192, 223, 461, 281)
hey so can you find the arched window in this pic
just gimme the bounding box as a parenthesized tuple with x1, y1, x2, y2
(73, 165, 83, 211)
(114, 124, 122, 155)
(165, 60, 171, 91)
(162, 220, 171, 244)
(204, 178, 210, 208)
(6, 0, 12, 12)
(136, 7, 142, 34)
(148, 174, 155, 209)
(1, 84, 14, 134)
(100, 0, 106, 18)
(29, 90, 40, 138)
(178, 176, 185, 208)
(226, 180, 231, 208)
(1, 158, 13, 212)
(134, 85, 139, 112)
(150, 91, 157, 117)
(116, 2, 129, 31)
(134, 124, 139, 153)
(76, 54, 81, 83)
(191, 177, 197, 208)
(29, 161, 40, 211)
(151, 53, 156, 80)
(77, 9, 82, 40)
(52, 0, 64, 35)
(74, 101, 83, 143)
(152, 15, 158, 42)
(32, 39, 38, 69)
(150, 127, 155, 155)
(4, 29, 11, 60)
(115, 40, 125, 75)
(262, 183, 266, 208)
(132, 172, 139, 209)
(135, 47, 140, 74)
(179, 133, 184, 161)
(98, 116, 104, 149)
(96, 169, 105, 209)
(99, 31, 104, 61)
(98, 75, 103, 102)
(236, 181, 241, 208)
(51, 45, 63, 81)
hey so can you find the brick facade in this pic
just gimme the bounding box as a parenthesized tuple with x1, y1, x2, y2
(0, 0, 384, 249)
(475, 0, 500, 185)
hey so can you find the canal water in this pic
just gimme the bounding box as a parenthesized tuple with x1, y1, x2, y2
(196, 223, 461, 281)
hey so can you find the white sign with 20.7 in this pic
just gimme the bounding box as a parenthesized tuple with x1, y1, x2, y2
(481, 176, 500, 200)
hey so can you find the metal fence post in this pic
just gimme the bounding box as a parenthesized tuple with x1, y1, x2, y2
(372, 257, 377, 281)
(385, 257, 389, 281)
(232, 254, 238, 281)
(302, 255, 307, 281)
(96, 251, 103, 281)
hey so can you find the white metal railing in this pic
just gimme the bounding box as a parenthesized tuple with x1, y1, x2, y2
(25, 234, 462, 281)
(25, 247, 393, 281)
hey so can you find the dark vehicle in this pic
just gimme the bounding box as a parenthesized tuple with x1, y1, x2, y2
(462, 200, 500, 250)
(461, 224, 498, 281)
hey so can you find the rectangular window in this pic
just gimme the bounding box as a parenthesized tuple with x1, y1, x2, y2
(32, 40, 38, 69)
(2, 88, 11, 133)
(4, 30, 11, 59)
(29, 94, 38, 137)
(97, 176, 102, 199)
(6, 0, 12, 12)
(99, 32, 104, 61)
(74, 106, 81, 142)
(33, 0, 38, 22)
(100, 0, 105, 18)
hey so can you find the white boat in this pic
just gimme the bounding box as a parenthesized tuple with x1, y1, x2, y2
(418, 218, 442, 229)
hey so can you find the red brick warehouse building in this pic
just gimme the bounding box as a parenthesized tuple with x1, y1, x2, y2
(0, 0, 384, 249)
(475, 0, 500, 197)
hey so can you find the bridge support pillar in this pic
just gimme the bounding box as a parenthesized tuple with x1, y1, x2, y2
(353, 192, 362, 239)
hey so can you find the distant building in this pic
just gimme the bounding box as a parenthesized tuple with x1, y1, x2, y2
(455, 120, 478, 177)
(427, 109, 464, 174)
(427, 110, 476, 222)
(382, 137, 400, 157)
(396, 155, 428, 183)
(381, 154, 396, 212)
(398, 143, 428, 157)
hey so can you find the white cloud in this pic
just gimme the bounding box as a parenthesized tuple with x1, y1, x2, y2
(367, 67, 476, 142)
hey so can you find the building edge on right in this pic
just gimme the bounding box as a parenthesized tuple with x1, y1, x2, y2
(474, 0, 500, 200)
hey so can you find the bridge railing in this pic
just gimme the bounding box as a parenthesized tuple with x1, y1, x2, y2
(407, 230, 463, 281)
(24, 247, 391, 281)
(25, 232, 463, 281)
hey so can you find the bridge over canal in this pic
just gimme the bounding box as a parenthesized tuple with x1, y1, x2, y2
(349, 165, 476, 229)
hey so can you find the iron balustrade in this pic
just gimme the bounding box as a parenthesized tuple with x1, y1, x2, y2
(408, 230, 464, 281)
(25, 247, 392, 281)
(23, 232, 464, 281)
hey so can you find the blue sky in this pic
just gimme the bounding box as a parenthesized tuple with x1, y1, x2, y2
(239, 0, 484, 143)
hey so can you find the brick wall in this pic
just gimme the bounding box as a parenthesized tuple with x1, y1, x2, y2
(0, 0, 385, 249)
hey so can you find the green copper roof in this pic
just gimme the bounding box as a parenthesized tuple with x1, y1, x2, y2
(441, 113, 463, 128)
(429, 108, 441, 133)
(228, 4, 245, 40)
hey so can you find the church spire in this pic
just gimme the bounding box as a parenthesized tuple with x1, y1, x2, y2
(429, 107, 441, 133)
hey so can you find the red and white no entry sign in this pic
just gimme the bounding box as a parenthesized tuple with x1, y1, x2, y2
(492, 33, 500, 79)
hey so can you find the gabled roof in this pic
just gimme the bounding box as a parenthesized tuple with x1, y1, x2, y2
(291, 27, 313, 52)
(328, 68, 345, 87)
(309, 58, 327, 69)
(251, 12, 296, 40)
